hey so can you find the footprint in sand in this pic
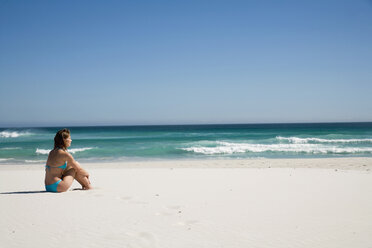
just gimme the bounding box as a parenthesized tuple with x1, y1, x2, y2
(174, 220, 199, 226)
(115, 196, 133, 201)
(166, 205, 181, 210)
(126, 232, 157, 248)
(155, 205, 183, 216)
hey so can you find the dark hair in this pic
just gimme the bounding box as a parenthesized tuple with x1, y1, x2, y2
(54, 128, 70, 150)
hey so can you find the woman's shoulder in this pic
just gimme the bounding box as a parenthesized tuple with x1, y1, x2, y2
(49, 148, 71, 158)
(59, 149, 75, 161)
(58, 149, 72, 157)
(46, 149, 68, 165)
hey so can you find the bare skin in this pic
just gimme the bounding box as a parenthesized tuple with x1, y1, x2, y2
(44, 135, 92, 192)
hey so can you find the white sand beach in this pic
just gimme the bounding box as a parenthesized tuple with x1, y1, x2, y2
(1, 157, 372, 248)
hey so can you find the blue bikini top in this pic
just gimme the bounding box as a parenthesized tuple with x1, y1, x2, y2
(45, 161, 67, 170)
(45, 147, 67, 170)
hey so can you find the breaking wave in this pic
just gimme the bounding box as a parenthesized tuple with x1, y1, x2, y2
(276, 136, 372, 144)
(0, 147, 21, 150)
(36, 147, 95, 155)
(181, 141, 372, 155)
(0, 158, 14, 161)
(0, 130, 33, 138)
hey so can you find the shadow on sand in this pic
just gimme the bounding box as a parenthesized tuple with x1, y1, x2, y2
(0, 190, 48, 195)
(1, 188, 87, 194)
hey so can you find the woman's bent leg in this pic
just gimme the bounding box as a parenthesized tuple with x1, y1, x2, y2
(75, 172, 92, 190)
(57, 168, 76, 192)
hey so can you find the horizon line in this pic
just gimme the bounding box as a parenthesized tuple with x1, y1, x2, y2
(1, 121, 372, 129)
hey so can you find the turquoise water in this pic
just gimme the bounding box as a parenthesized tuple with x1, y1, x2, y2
(1, 123, 372, 164)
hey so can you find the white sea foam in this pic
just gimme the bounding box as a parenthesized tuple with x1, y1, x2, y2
(35, 147, 95, 155)
(68, 147, 95, 154)
(181, 141, 372, 155)
(35, 149, 50, 155)
(25, 160, 45, 163)
(0, 130, 33, 138)
(276, 136, 372, 144)
(0, 147, 21, 150)
(0, 158, 13, 161)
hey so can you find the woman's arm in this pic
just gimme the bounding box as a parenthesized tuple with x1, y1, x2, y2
(65, 152, 89, 176)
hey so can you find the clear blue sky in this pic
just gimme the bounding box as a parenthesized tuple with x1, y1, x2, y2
(1, 0, 371, 127)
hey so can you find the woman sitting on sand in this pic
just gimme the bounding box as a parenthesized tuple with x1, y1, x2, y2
(44, 128, 92, 192)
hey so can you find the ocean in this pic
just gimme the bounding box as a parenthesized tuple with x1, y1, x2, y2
(1, 123, 372, 164)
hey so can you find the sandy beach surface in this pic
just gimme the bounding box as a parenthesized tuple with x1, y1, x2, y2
(1, 158, 372, 248)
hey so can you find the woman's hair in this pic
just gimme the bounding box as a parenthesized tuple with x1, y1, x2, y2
(54, 128, 70, 150)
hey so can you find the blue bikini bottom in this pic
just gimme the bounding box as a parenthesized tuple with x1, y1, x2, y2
(45, 179, 62, 192)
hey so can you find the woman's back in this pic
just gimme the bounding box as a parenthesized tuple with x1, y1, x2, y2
(44, 149, 68, 185)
